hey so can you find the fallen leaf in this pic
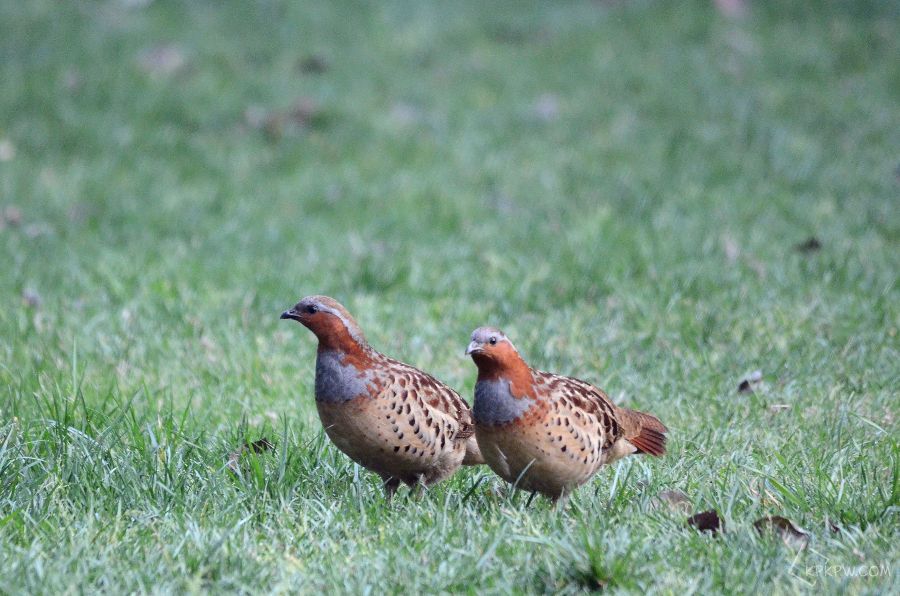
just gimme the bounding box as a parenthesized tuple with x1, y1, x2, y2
(754, 516, 809, 548)
(22, 288, 41, 308)
(570, 566, 607, 592)
(226, 437, 275, 473)
(138, 44, 187, 78)
(748, 478, 783, 507)
(794, 237, 822, 253)
(254, 97, 323, 139)
(738, 370, 763, 394)
(24, 223, 54, 238)
(3, 205, 22, 226)
(714, 0, 747, 19)
(262, 114, 285, 139)
(297, 54, 328, 74)
(0, 139, 16, 162)
(532, 93, 560, 122)
(287, 97, 318, 126)
(769, 404, 791, 413)
(687, 509, 723, 534)
(652, 489, 692, 514)
(63, 68, 82, 92)
(388, 101, 421, 127)
(247, 438, 274, 453)
(746, 258, 766, 279)
(67, 202, 91, 223)
(243, 105, 268, 130)
(488, 24, 530, 44)
(721, 233, 740, 264)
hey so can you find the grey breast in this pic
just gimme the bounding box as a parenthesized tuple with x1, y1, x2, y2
(473, 379, 536, 426)
(315, 350, 369, 403)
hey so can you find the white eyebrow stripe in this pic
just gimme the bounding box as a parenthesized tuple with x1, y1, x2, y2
(317, 304, 366, 345)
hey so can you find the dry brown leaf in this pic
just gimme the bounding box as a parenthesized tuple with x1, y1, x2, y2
(738, 370, 762, 394)
(22, 288, 41, 309)
(748, 478, 783, 507)
(714, 0, 747, 19)
(754, 516, 809, 548)
(254, 97, 322, 139)
(3, 205, 23, 226)
(388, 102, 421, 127)
(138, 44, 187, 78)
(297, 54, 328, 74)
(226, 438, 275, 474)
(532, 93, 560, 122)
(24, 223, 53, 238)
(0, 139, 16, 162)
(652, 489, 692, 514)
(721, 233, 740, 264)
(794, 237, 822, 253)
(687, 509, 723, 534)
(63, 68, 82, 92)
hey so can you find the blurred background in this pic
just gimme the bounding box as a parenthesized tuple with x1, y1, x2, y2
(1, 0, 897, 419)
(1, 1, 898, 592)
(3, 0, 899, 414)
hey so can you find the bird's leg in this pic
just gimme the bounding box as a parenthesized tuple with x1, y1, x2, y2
(408, 474, 427, 500)
(553, 490, 570, 509)
(525, 491, 538, 509)
(382, 477, 401, 502)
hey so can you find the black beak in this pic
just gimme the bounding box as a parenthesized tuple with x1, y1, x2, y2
(280, 310, 300, 321)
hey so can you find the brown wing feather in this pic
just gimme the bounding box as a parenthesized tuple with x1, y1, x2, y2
(533, 370, 623, 452)
(534, 370, 667, 456)
(381, 356, 475, 441)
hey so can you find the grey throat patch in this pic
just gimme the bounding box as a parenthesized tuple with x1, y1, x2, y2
(315, 350, 369, 403)
(473, 378, 536, 425)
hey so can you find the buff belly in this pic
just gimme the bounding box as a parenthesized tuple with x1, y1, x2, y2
(315, 397, 464, 486)
(476, 423, 605, 499)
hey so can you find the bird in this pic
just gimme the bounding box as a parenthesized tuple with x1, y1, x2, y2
(280, 295, 482, 499)
(465, 326, 667, 501)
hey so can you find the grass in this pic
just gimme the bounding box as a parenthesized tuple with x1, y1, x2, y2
(1, 0, 898, 592)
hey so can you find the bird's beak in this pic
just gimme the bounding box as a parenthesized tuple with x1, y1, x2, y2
(465, 341, 482, 356)
(280, 309, 300, 321)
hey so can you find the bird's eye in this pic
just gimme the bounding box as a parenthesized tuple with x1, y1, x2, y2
(489, 336, 497, 345)
(305, 304, 318, 314)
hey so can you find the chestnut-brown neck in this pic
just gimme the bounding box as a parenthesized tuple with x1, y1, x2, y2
(306, 315, 375, 366)
(472, 346, 535, 399)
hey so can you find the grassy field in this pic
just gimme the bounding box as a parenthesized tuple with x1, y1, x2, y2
(1, 0, 898, 592)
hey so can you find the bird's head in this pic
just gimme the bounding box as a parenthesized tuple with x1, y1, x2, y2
(466, 326, 534, 392)
(466, 326, 520, 366)
(280, 295, 367, 351)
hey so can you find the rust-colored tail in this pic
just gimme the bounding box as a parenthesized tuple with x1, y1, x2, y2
(618, 408, 667, 456)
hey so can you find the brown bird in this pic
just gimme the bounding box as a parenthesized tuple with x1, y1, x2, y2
(280, 295, 482, 499)
(466, 326, 667, 501)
